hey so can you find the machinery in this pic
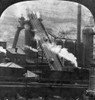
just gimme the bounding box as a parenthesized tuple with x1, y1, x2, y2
(0, 9, 95, 100)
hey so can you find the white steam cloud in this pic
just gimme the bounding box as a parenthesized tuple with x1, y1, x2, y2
(42, 42, 78, 67)
(0, 46, 6, 54)
(14, 2, 41, 20)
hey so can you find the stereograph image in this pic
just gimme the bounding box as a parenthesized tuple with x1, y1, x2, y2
(0, 0, 95, 100)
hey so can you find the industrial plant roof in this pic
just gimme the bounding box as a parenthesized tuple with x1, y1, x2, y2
(0, 62, 23, 68)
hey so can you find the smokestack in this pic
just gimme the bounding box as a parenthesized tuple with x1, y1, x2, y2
(77, 4, 81, 43)
(77, 4, 82, 66)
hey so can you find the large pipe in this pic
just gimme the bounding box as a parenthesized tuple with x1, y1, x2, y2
(12, 28, 21, 48)
(87, 67, 95, 98)
(12, 15, 25, 48)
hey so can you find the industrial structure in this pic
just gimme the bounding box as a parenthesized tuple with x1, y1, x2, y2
(0, 0, 95, 100)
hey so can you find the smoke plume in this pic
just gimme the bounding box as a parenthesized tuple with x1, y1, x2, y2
(42, 42, 78, 67)
(0, 46, 6, 54)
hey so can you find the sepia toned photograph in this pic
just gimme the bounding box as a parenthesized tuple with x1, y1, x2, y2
(0, 0, 95, 100)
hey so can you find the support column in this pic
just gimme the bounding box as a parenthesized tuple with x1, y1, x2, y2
(82, 27, 93, 67)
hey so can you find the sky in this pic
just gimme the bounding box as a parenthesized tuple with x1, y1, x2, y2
(1, 0, 92, 20)
(0, 0, 94, 48)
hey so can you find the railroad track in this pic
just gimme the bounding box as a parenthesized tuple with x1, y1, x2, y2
(0, 81, 88, 88)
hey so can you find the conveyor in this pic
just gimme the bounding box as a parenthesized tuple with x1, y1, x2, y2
(28, 12, 64, 71)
